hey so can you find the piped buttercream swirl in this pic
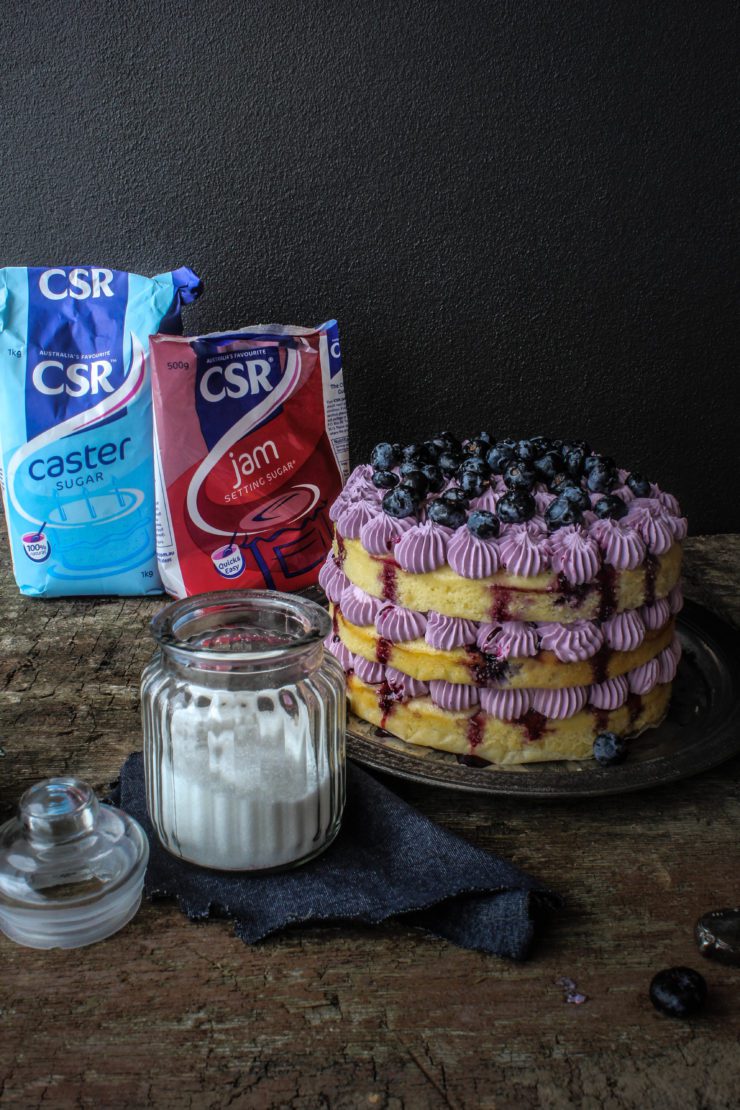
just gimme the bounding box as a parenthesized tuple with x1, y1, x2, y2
(655, 645, 679, 684)
(336, 498, 379, 539)
(601, 609, 646, 651)
(668, 585, 684, 614)
(425, 612, 479, 651)
(488, 621, 539, 658)
(547, 526, 601, 585)
(428, 680, 480, 712)
(591, 519, 647, 569)
(375, 603, 427, 642)
(318, 556, 349, 604)
(640, 598, 671, 631)
(626, 504, 674, 554)
(386, 667, 429, 699)
(588, 675, 629, 710)
(340, 584, 383, 627)
(395, 520, 451, 573)
(354, 656, 386, 684)
(627, 657, 659, 694)
(359, 512, 414, 555)
(669, 515, 688, 541)
(480, 687, 531, 719)
(537, 619, 604, 662)
(469, 487, 499, 513)
(324, 635, 354, 672)
(476, 622, 500, 653)
(499, 526, 548, 577)
(531, 686, 588, 719)
(447, 527, 501, 578)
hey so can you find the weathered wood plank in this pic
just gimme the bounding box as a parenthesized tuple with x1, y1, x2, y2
(1, 536, 739, 1109)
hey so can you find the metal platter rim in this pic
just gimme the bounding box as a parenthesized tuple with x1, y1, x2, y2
(345, 599, 740, 799)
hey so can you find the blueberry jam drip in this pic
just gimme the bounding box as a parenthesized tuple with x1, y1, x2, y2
(331, 606, 339, 637)
(336, 532, 347, 567)
(626, 692, 643, 728)
(518, 709, 549, 743)
(592, 707, 610, 734)
(596, 563, 618, 621)
(465, 645, 510, 686)
(644, 553, 658, 607)
(553, 573, 592, 610)
(380, 560, 398, 602)
(466, 711, 486, 749)
(589, 642, 612, 686)
(377, 680, 404, 729)
(489, 586, 512, 621)
(375, 636, 393, 664)
(456, 753, 492, 768)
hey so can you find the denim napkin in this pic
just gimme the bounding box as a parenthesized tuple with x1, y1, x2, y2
(112, 752, 560, 959)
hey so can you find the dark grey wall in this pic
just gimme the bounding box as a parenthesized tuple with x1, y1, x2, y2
(2, 1, 737, 532)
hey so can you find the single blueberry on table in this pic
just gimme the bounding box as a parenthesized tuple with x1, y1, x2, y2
(382, 488, 418, 519)
(627, 472, 652, 498)
(497, 490, 536, 523)
(695, 908, 740, 966)
(372, 468, 399, 490)
(593, 731, 627, 765)
(467, 510, 500, 539)
(427, 498, 467, 529)
(370, 442, 400, 469)
(545, 496, 584, 530)
(649, 967, 707, 1019)
(594, 495, 628, 520)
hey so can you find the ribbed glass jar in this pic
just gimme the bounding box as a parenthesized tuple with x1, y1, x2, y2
(141, 590, 346, 871)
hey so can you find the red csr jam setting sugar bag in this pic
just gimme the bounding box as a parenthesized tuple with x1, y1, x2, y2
(150, 322, 348, 598)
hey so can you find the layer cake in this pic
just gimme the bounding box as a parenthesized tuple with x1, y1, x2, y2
(319, 434, 686, 765)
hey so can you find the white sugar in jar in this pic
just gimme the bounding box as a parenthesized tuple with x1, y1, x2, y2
(141, 591, 346, 871)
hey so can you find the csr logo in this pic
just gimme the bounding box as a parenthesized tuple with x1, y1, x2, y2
(39, 268, 114, 300)
(32, 359, 115, 396)
(199, 360, 274, 403)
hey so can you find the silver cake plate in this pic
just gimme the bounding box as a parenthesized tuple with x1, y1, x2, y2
(344, 600, 740, 798)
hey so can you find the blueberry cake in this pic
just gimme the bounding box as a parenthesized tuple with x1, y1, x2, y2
(319, 434, 686, 765)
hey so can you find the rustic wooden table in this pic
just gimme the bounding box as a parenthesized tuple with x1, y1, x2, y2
(1, 536, 739, 1110)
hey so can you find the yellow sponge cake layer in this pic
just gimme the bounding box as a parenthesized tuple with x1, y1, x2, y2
(336, 536, 682, 624)
(334, 607, 675, 689)
(347, 673, 671, 765)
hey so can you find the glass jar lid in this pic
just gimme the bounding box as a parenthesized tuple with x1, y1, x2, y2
(0, 777, 149, 949)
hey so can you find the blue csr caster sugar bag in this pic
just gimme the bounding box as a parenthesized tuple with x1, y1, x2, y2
(0, 265, 201, 596)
